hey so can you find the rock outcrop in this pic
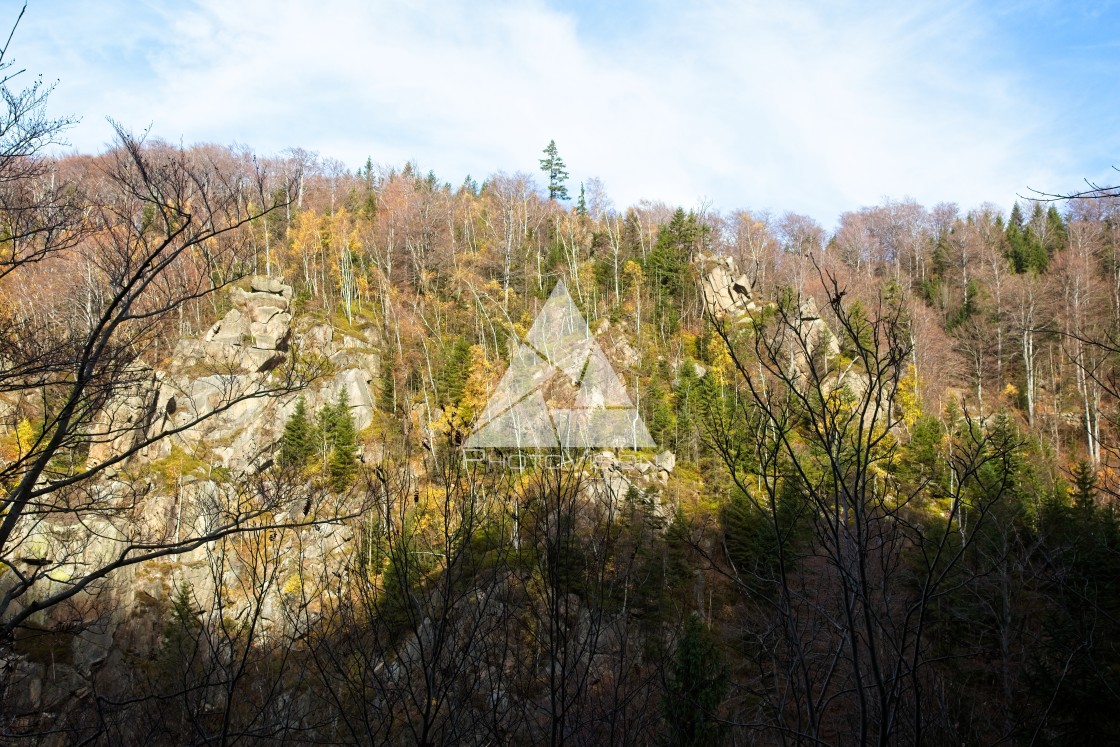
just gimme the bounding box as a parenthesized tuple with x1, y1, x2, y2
(178, 276, 295, 374)
(697, 252, 758, 318)
(83, 277, 382, 475)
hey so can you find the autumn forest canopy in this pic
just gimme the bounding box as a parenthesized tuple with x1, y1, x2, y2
(4, 7, 1120, 747)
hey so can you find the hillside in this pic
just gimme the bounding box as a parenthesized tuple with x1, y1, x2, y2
(3, 66, 1120, 747)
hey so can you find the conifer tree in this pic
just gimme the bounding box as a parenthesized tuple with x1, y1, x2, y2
(321, 389, 357, 492)
(1045, 204, 1067, 257)
(576, 181, 588, 216)
(1006, 202, 1048, 273)
(1071, 459, 1097, 513)
(663, 612, 729, 746)
(440, 337, 472, 406)
(279, 396, 315, 468)
(647, 208, 702, 318)
(379, 352, 396, 414)
(539, 139, 570, 201)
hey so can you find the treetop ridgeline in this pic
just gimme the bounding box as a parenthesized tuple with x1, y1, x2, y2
(4, 5, 1120, 743)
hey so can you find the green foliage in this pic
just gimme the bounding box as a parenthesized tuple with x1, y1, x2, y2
(1070, 459, 1097, 513)
(646, 209, 704, 324)
(948, 277, 980, 329)
(1006, 201, 1049, 273)
(277, 391, 358, 491)
(157, 582, 202, 682)
(279, 396, 315, 468)
(1044, 204, 1067, 256)
(1031, 479, 1120, 745)
(320, 389, 358, 492)
(440, 336, 472, 407)
(539, 139, 570, 201)
(378, 351, 396, 414)
(896, 414, 946, 486)
(663, 612, 729, 747)
(646, 381, 675, 447)
(721, 476, 805, 598)
(674, 360, 700, 457)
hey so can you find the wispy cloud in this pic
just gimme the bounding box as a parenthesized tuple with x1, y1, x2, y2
(11, 0, 1120, 224)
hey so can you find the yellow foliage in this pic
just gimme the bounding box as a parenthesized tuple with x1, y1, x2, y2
(896, 364, 921, 430)
(707, 342, 734, 387)
(459, 345, 494, 425)
(622, 259, 643, 283)
(282, 573, 303, 596)
(0, 418, 37, 463)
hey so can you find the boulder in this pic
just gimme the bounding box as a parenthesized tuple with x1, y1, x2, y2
(249, 304, 283, 324)
(250, 275, 290, 297)
(233, 289, 291, 312)
(250, 312, 292, 350)
(208, 308, 244, 344)
(334, 368, 375, 430)
(86, 365, 160, 465)
(697, 253, 754, 318)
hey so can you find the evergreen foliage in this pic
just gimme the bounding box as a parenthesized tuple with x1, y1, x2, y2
(278, 396, 315, 468)
(321, 389, 358, 492)
(663, 612, 729, 746)
(440, 337, 473, 407)
(539, 139, 570, 201)
(277, 391, 358, 491)
(1006, 201, 1049, 273)
(379, 352, 396, 414)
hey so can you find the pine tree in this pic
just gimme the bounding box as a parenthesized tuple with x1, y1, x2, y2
(279, 396, 315, 468)
(1006, 202, 1048, 273)
(647, 208, 702, 321)
(674, 359, 699, 457)
(539, 139, 570, 201)
(440, 337, 472, 407)
(576, 181, 588, 216)
(379, 352, 396, 414)
(1045, 204, 1067, 258)
(1024, 202, 1050, 272)
(1006, 202, 1029, 273)
(321, 389, 357, 492)
(1072, 459, 1097, 513)
(663, 612, 729, 746)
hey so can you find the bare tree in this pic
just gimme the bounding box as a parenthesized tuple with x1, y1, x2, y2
(701, 264, 1020, 743)
(0, 115, 342, 635)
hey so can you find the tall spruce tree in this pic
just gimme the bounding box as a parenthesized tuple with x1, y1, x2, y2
(1006, 201, 1048, 273)
(647, 208, 702, 317)
(663, 612, 729, 746)
(1045, 204, 1068, 258)
(539, 139, 570, 201)
(320, 389, 357, 492)
(440, 337, 472, 406)
(279, 396, 315, 468)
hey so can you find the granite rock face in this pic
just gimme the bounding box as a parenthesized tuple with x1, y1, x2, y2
(76, 277, 381, 475)
(697, 252, 757, 318)
(198, 277, 294, 370)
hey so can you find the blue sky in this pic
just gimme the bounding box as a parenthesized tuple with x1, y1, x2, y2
(10, 0, 1120, 225)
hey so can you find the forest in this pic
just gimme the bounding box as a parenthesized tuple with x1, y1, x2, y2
(3, 15, 1120, 747)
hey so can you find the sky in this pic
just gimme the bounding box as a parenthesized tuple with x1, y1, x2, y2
(9, 0, 1120, 226)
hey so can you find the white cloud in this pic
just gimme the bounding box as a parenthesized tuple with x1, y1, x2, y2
(10, 0, 1102, 225)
